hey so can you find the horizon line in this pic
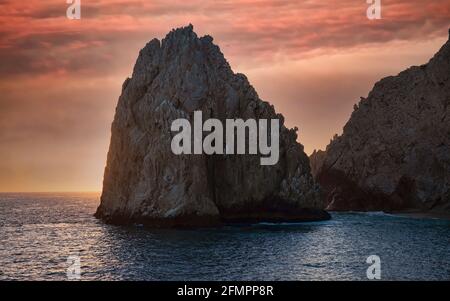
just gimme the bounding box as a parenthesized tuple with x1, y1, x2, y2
(0, 191, 101, 194)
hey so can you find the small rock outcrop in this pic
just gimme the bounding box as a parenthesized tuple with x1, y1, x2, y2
(95, 25, 328, 227)
(311, 31, 450, 213)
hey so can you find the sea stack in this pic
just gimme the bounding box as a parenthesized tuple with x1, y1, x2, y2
(310, 31, 450, 213)
(95, 25, 328, 227)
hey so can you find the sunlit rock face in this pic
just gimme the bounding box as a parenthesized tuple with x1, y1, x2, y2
(95, 25, 328, 227)
(310, 32, 450, 213)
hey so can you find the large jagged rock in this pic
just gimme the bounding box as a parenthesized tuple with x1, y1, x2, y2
(310, 30, 450, 213)
(95, 25, 328, 227)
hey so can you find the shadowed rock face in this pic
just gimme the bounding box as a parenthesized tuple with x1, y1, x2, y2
(95, 25, 328, 227)
(311, 31, 450, 213)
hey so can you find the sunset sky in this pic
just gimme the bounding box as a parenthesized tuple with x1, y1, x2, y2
(0, 0, 449, 192)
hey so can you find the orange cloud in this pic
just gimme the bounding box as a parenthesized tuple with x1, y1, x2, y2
(0, 0, 448, 191)
(1, 0, 449, 75)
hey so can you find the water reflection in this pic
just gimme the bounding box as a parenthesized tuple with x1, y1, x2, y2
(0, 193, 449, 280)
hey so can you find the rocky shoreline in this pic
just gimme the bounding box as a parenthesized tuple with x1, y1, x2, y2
(94, 207, 331, 227)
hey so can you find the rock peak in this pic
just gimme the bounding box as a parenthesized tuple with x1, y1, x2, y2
(96, 26, 327, 227)
(167, 24, 195, 38)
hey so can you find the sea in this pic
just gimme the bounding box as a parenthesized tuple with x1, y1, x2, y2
(0, 192, 449, 280)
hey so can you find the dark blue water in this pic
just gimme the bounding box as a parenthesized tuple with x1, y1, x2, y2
(0, 192, 449, 280)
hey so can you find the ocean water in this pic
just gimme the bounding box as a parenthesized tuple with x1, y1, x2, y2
(0, 192, 449, 281)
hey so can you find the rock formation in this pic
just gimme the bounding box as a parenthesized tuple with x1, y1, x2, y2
(95, 25, 328, 227)
(310, 31, 450, 213)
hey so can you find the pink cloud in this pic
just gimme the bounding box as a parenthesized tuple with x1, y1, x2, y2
(0, 0, 448, 191)
(0, 0, 448, 75)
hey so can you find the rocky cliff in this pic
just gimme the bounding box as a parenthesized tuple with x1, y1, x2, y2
(310, 31, 450, 213)
(95, 25, 328, 227)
